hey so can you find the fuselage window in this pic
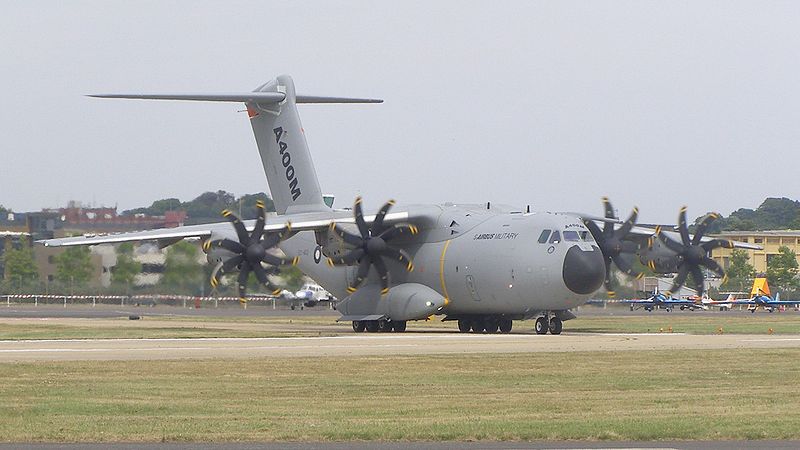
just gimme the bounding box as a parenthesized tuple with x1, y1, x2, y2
(549, 230, 561, 244)
(538, 230, 551, 244)
(563, 230, 580, 242)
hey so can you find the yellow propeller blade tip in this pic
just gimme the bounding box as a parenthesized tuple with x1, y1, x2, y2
(380, 288, 389, 295)
(292, 256, 300, 266)
(607, 291, 616, 297)
(354, 197, 363, 205)
(271, 289, 282, 296)
(239, 298, 247, 304)
(346, 287, 358, 294)
(222, 209, 231, 216)
(256, 200, 264, 207)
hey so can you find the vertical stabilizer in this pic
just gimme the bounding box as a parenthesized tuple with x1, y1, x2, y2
(246, 75, 327, 215)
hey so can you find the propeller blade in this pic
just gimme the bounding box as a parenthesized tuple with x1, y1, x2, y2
(252, 263, 281, 295)
(602, 197, 615, 236)
(378, 246, 414, 272)
(260, 223, 293, 249)
(372, 256, 390, 295)
(346, 255, 372, 294)
(658, 233, 686, 255)
(702, 257, 725, 278)
(701, 239, 733, 252)
(354, 197, 369, 239)
(237, 265, 252, 301)
(210, 238, 245, 254)
(667, 265, 690, 296)
(250, 200, 267, 244)
(209, 261, 224, 289)
(327, 248, 365, 267)
(689, 264, 705, 296)
(261, 252, 299, 267)
(603, 257, 614, 296)
(617, 206, 639, 237)
(584, 219, 605, 246)
(329, 223, 364, 247)
(378, 223, 419, 241)
(371, 200, 395, 236)
(677, 207, 690, 246)
(691, 212, 719, 246)
(612, 253, 643, 279)
(222, 209, 250, 244)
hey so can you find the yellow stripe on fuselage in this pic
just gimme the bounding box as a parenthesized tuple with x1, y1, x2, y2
(439, 239, 451, 305)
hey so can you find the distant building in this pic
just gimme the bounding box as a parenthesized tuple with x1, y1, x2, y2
(710, 230, 800, 273)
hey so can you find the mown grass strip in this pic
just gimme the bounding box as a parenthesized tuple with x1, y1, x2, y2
(1, 349, 799, 442)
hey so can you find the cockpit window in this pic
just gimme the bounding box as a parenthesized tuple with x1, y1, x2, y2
(579, 230, 592, 241)
(538, 230, 551, 244)
(563, 230, 580, 242)
(549, 230, 561, 244)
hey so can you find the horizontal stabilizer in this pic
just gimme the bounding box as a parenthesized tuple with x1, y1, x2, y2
(88, 93, 382, 104)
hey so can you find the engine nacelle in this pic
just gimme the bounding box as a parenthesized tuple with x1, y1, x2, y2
(336, 283, 447, 321)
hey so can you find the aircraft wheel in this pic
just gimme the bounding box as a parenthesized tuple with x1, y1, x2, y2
(458, 319, 472, 333)
(392, 320, 407, 332)
(485, 319, 499, 334)
(499, 319, 513, 334)
(630, 306, 634, 311)
(680, 306, 686, 311)
(352, 321, 366, 332)
(535, 317, 548, 335)
(549, 317, 563, 335)
(365, 320, 379, 332)
(665, 307, 672, 312)
(472, 320, 486, 334)
(378, 320, 393, 332)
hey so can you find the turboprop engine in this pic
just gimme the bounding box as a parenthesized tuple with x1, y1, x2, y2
(336, 283, 447, 322)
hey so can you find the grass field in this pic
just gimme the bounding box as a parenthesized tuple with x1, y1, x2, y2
(2, 311, 800, 340)
(1, 349, 799, 442)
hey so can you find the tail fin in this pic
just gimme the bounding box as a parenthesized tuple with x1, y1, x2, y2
(246, 76, 325, 214)
(90, 74, 381, 215)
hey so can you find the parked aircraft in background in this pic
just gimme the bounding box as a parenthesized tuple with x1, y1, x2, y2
(621, 290, 705, 312)
(39, 75, 758, 335)
(706, 278, 800, 313)
(293, 282, 336, 308)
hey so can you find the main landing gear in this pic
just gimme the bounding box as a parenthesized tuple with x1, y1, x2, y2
(456, 317, 513, 334)
(352, 319, 407, 333)
(535, 315, 562, 335)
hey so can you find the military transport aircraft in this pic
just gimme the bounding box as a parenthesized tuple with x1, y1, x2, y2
(39, 75, 759, 335)
(621, 290, 705, 312)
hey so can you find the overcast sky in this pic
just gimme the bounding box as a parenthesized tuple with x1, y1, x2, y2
(2, 1, 799, 223)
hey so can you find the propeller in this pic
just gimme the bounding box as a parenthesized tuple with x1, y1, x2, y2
(326, 197, 418, 295)
(584, 197, 643, 297)
(652, 207, 733, 297)
(202, 200, 298, 304)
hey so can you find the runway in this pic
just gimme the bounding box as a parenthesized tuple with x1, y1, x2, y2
(2, 332, 800, 362)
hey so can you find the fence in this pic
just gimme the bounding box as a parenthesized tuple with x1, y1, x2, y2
(0, 293, 310, 309)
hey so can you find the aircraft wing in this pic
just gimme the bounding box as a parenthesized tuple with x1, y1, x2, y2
(621, 225, 761, 250)
(37, 209, 413, 247)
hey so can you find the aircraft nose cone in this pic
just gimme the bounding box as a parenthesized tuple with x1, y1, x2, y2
(562, 245, 605, 295)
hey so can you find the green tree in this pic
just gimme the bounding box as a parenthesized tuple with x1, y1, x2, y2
(111, 242, 141, 289)
(161, 240, 205, 294)
(2, 240, 38, 289)
(766, 246, 800, 295)
(723, 249, 756, 293)
(55, 246, 94, 288)
(275, 265, 306, 292)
